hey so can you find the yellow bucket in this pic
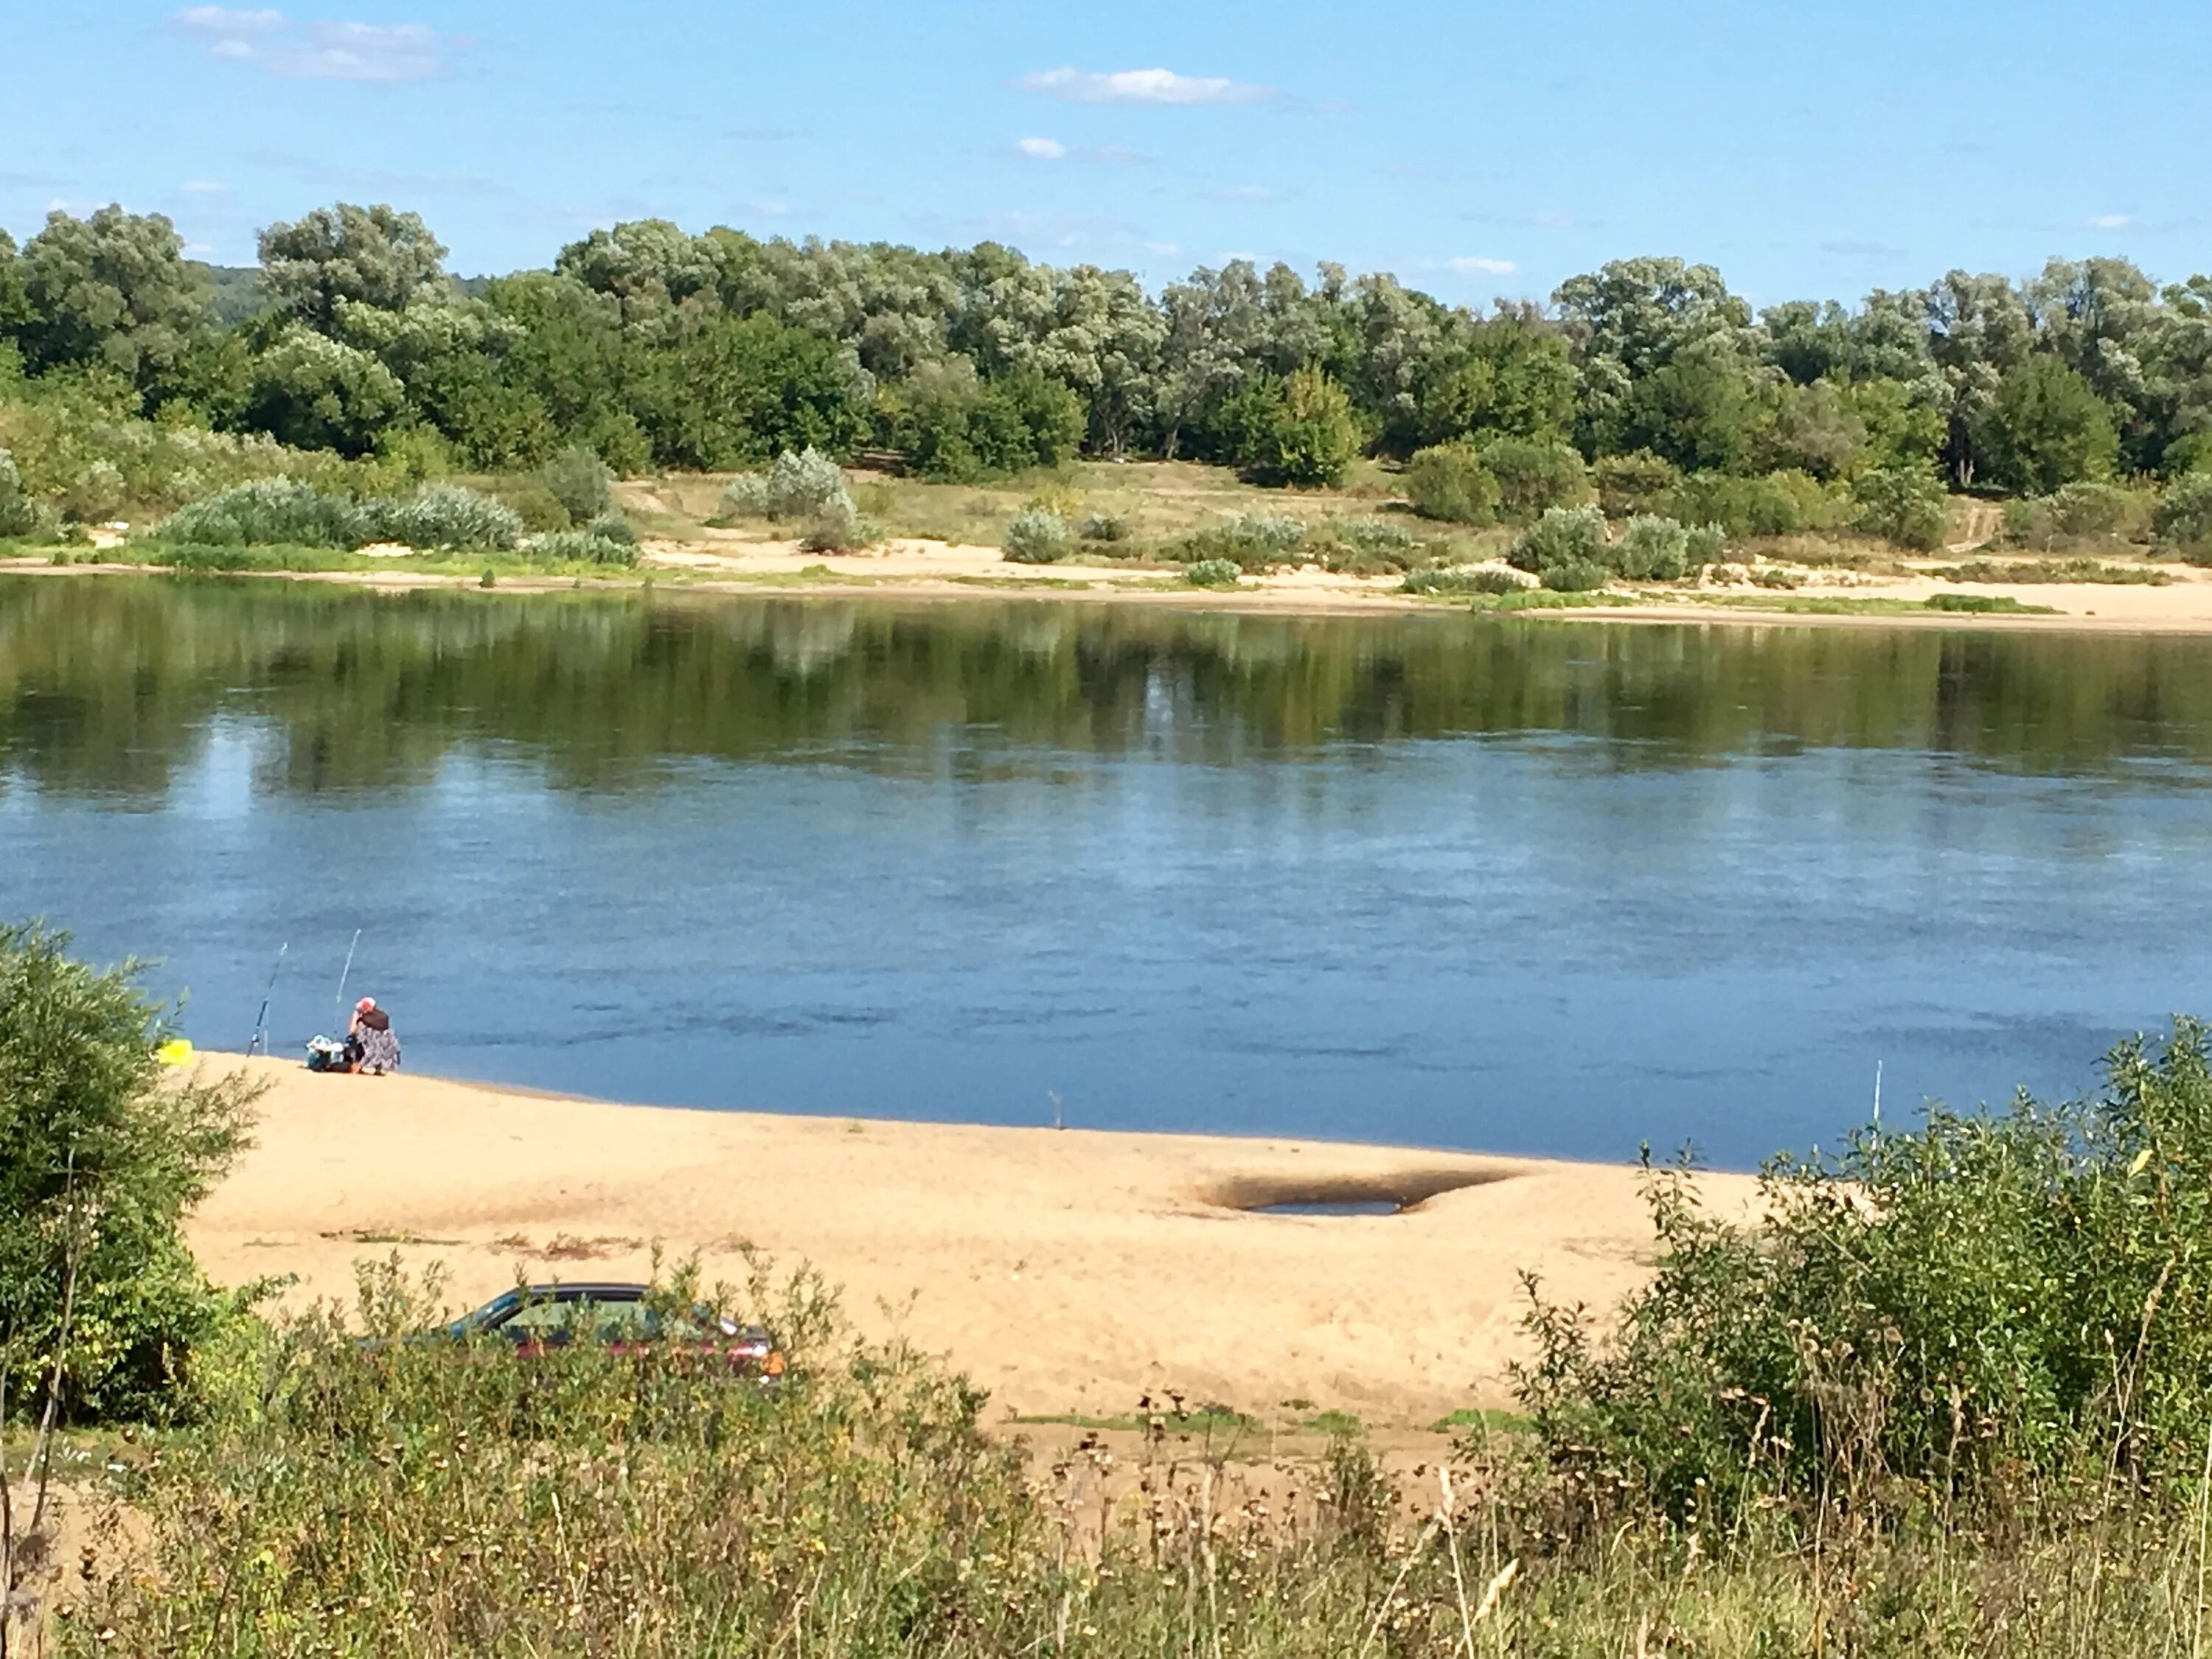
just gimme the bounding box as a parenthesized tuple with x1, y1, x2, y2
(155, 1037, 195, 1068)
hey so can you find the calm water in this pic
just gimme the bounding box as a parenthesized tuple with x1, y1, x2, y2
(3, 576, 2209, 1168)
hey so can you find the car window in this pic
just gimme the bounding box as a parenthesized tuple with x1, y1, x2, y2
(500, 1298, 581, 1337)
(583, 1301, 656, 1341)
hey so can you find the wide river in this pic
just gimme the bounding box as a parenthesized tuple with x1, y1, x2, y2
(3, 576, 2208, 1166)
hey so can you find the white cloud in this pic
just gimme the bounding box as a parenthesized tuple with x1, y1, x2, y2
(1218, 184, 1274, 201)
(1144, 240, 1181, 257)
(1448, 256, 1517, 275)
(2090, 212, 2131, 230)
(175, 5, 286, 32)
(178, 178, 230, 195)
(1017, 136, 1068, 161)
(172, 9, 461, 82)
(748, 195, 792, 218)
(1532, 210, 1573, 229)
(1019, 66, 1271, 106)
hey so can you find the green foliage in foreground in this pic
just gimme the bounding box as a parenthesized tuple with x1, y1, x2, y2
(149, 477, 524, 552)
(0, 922, 258, 1420)
(1522, 1021, 2212, 1528)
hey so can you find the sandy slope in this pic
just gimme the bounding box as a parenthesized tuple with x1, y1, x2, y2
(184, 1057, 1760, 1426)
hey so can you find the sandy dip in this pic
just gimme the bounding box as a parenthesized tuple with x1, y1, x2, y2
(187, 1057, 1760, 1428)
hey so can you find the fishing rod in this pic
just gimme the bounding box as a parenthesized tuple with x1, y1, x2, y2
(248, 942, 288, 1056)
(333, 928, 361, 1034)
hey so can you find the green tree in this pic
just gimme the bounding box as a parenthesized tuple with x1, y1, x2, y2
(16, 206, 209, 404)
(639, 311, 867, 468)
(1480, 435, 1590, 522)
(1224, 366, 1360, 487)
(1975, 355, 2120, 495)
(0, 922, 256, 1420)
(1402, 442, 1499, 524)
(258, 204, 453, 336)
(1416, 316, 1575, 451)
(1852, 464, 1950, 550)
(241, 326, 410, 457)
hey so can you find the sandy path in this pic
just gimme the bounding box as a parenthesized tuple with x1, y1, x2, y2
(185, 1057, 1759, 1427)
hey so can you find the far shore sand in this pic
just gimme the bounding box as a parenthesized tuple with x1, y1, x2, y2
(14, 542, 2212, 633)
(186, 1057, 1761, 1427)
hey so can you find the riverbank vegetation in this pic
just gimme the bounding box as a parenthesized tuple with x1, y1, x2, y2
(5, 922, 2212, 1653)
(2, 203, 2211, 585)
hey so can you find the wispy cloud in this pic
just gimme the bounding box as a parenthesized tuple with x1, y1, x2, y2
(1448, 255, 1516, 275)
(2090, 213, 2132, 230)
(1016, 136, 1067, 161)
(1018, 66, 1273, 106)
(1819, 237, 1905, 260)
(178, 178, 232, 195)
(173, 7, 465, 82)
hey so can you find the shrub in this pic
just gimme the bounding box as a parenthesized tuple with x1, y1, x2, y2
(1313, 516, 1427, 575)
(1178, 512, 1308, 571)
(2155, 472, 2212, 559)
(1540, 557, 1611, 592)
(0, 921, 258, 1420)
(1750, 565, 1804, 589)
(2043, 479, 2135, 540)
(1481, 436, 1590, 522)
(1506, 503, 1608, 577)
(1593, 449, 1682, 519)
(518, 529, 639, 567)
(0, 448, 43, 538)
(1613, 515, 1693, 580)
(720, 447, 855, 524)
(799, 499, 870, 553)
(1221, 366, 1361, 487)
(1184, 557, 1241, 587)
(540, 444, 614, 523)
(1520, 1020, 2212, 1522)
(1853, 465, 1949, 551)
(62, 458, 125, 524)
(364, 484, 523, 552)
(582, 509, 636, 546)
(486, 474, 572, 532)
(1077, 511, 1132, 542)
(1402, 442, 1499, 525)
(151, 478, 364, 548)
(1683, 523, 1728, 567)
(1402, 566, 1525, 596)
(1001, 507, 1074, 564)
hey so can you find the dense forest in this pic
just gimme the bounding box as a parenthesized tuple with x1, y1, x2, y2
(1, 201, 2211, 548)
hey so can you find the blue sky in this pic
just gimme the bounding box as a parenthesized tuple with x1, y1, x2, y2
(6, 0, 2207, 309)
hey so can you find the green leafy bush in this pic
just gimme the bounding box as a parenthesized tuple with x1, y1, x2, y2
(1183, 557, 1241, 587)
(1683, 523, 1728, 567)
(1506, 503, 1608, 577)
(1669, 470, 1844, 539)
(719, 447, 855, 524)
(0, 921, 258, 1420)
(1402, 566, 1525, 596)
(1402, 442, 1499, 525)
(1001, 507, 1074, 563)
(1220, 366, 1362, 487)
(1480, 435, 1590, 523)
(0, 448, 44, 538)
(1178, 512, 1309, 571)
(1078, 510, 1132, 542)
(539, 443, 613, 522)
(799, 499, 870, 552)
(364, 483, 524, 551)
(1520, 1021, 2212, 1523)
(1540, 557, 1611, 592)
(518, 529, 639, 566)
(1613, 514, 1694, 580)
(582, 509, 636, 546)
(151, 478, 365, 548)
(1852, 464, 1949, 550)
(1593, 449, 1682, 519)
(2153, 472, 2212, 560)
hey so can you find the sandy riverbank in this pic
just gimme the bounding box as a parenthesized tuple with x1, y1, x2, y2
(15, 542, 2212, 632)
(185, 1057, 1759, 1427)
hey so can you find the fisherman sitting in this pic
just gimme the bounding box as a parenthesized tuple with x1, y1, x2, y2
(346, 996, 402, 1074)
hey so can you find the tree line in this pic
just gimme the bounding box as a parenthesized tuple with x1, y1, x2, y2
(2, 201, 2210, 504)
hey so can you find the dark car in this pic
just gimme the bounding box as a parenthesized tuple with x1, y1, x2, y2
(445, 1282, 785, 1380)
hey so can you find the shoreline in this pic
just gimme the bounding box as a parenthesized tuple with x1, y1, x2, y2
(14, 551, 2212, 635)
(186, 1055, 1761, 1427)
